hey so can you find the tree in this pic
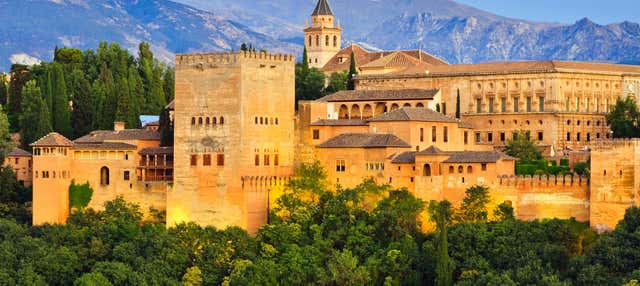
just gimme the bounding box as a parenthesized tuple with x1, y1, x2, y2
(8, 64, 30, 118)
(73, 272, 113, 286)
(159, 107, 173, 146)
(455, 89, 461, 119)
(301, 46, 309, 72)
(69, 69, 93, 138)
(347, 51, 357, 90)
(240, 43, 248, 51)
(459, 185, 491, 222)
(69, 180, 94, 211)
(19, 81, 52, 149)
(0, 105, 13, 164)
(182, 266, 203, 286)
(295, 63, 325, 105)
(50, 63, 73, 137)
(436, 103, 441, 113)
(326, 71, 349, 94)
(504, 130, 542, 162)
(428, 200, 454, 286)
(163, 67, 175, 103)
(606, 96, 640, 138)
(0, 74, 8, 105)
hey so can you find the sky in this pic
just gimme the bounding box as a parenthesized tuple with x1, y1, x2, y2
(456, 0, 640, 24)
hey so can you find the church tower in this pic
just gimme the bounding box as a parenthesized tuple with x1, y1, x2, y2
(304, 0, 342, 69)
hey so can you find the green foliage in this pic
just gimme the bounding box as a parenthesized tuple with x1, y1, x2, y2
(436, 103, 441, 113)
(505, 130, 542, 162)
(455, 89, 461, 119)
(69, 180, 94, 210)
(493, 202, 515, 221)
(459, 185, 491, 222)
(74, 272, 113, 286)
(69, 69, 94, 138)
(573, 162, 590, 176)
(0, 105, 13, 164)
(347, 51, 358, 90)
(19, 81, 52, 149)
(0, 73, 8, 105)
(8, 64, 30, 118)
(326, 71, 349, 94)
(0, 167, 31, 223)
(295, 63, 326, 105)
(429, 200, 454, 286)
(606, 96, 640, 138)
(182, 266, 203, 286)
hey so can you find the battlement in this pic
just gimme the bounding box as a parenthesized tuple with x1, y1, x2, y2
(241, 175, 292, 191)
(497, 174, 589, 188)
(591, 138, 640, 150)
(176, 51, 295, 68)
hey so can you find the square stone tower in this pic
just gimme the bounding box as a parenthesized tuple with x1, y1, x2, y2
(170, 51, 295, 233)
(304, 0, 342, 69)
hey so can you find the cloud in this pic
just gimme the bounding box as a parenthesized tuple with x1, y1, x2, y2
(10, 53, 42, 66)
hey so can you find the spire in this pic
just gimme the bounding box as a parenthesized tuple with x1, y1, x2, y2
(312, 0, 334, 16)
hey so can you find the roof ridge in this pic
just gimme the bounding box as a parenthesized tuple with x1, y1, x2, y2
(312, 0, 333, 16)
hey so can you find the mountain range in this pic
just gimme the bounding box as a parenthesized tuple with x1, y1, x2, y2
(1, 0, 640, 72)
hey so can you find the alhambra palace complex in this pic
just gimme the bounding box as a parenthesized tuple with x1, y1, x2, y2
(12, 0, 640, 233)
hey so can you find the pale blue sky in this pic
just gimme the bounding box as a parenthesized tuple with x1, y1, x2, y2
(457, 0, 640, 24)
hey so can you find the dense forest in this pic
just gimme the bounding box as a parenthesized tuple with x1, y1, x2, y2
(0, 42, 174, 149)
(0, 162, 638, 286)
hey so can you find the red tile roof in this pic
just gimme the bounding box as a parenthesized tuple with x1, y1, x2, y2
(317, 89, 438, 102)
(30, 133, 73, 147)
(317, 133, 411, 148)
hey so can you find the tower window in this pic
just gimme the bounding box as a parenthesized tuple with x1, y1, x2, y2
(313, 129, 320, 140)
(123, 171, 130, 181)
(100, 167, 110, 186)
(203, 154, 212, 166)
(316, 35, 319, 46)
(217, 154, 225, 166)
(308, 35, 312, 47)
(333, 36, 337, 47)
(255, 154, 260, 166)
(325, 35, 329, 46)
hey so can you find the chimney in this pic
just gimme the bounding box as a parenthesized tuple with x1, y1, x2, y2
(114, 121, 125, 131)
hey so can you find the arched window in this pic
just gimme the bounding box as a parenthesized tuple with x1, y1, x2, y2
(198, 117, 203, 125)
(100, 166, 110, 186)
(416, 102, 424, 108)
(275, 118, 279, 125)
(325, 35, 329, 46)
(333, 36, 337, 47)
(458, 166, 463, 173)
(206, 117, 210, 125)
(423, 164, 432, 176)
(403, 103, 411, 107)
(391, 103, 399, 110)
(339, 104, 349, 119)
(316, 35, 319, 46)
(255, 117, 258, 124)
(191, 117, 196, 125)
(308, 35, 312, 47)
(213, 117, 217, 125)
(260, 117, 264, 125)
(362, 104, 373, 119)
(220, 117, 224, 125)
(449, 166, 454, 174)
(467, 166, 473, 173)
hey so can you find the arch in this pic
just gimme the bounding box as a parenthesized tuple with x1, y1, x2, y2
(213, 117, 217, 125)
(390, 103, 400, 111)
(362, 104, 373, 119)
(416, 102, 424, 108)
(467, 165, 473, 173)
(458, 165, 463, 173)
(275, 118, 279, 125)
(375, 103, 386, 115)
(333, 35, 337, 47)
(220, 117, 224, 125)
(338, 104, 349, 119)
(351, 104, 361, 119)
(308, 35, 312, 47)
(315, 35, 319, 46)
(198, 117, 203, 125)
(325, 35, 329, 46)
(403, 103, 411, 107)
(205, 117, 210, 125)
(423, 164, 432, 176)
(449, 166, 454, 174)
(260, 117, 264, 125)
(100, 166, 110, 186)
(191, 117, 196, 125)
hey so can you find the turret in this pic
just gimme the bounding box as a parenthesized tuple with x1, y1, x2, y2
(304, 0, 342, 69)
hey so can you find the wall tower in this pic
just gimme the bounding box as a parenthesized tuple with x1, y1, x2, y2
(304, 0, 342, 69)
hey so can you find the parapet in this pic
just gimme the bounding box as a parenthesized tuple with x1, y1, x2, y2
(497, 174, 589, 187)
(176, 51, 295, 68)
(591, 138, 640, 151)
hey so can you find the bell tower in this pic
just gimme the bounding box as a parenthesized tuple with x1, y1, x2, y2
(304, 0, 342, 69)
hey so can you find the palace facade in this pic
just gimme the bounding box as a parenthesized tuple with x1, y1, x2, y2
(28, 0, 640, 232)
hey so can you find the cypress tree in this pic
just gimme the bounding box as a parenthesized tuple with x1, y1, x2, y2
(347, 51, 357, 90)
(455, 89, 461, 119)
(127, 65, 143, 128)
(429, 200, 454, 286)
(302, 47, 310, 72)
(91, 81, 106, 131)
(8, 64, 30, 116)
(0, 105, 12, 163)
(98, 64, 117, 130)
(0, 74, 8, 105)
(69, 69, 94, 138)
(159, 107, 173, 147)
(115, 76, 131, 126)
(19, 80, 52, 149)
(240, 43, 248, 51)
(162, 67, 175, 103)
(436, 103, 441, 113)
(51, 63, 72, 137)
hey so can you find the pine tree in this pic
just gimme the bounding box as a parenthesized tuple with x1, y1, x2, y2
(455, 89, 461, 119)
(69, 69, 93, 138)
(19, 80, 52, 150)
(51, 63, 73, 137)
(347, 51, 357, 90)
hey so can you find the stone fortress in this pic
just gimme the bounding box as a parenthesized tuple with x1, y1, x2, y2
(23, 0, 640, 233)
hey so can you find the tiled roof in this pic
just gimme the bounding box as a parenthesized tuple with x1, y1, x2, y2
(312, 0, 333, 15)
(443, 151, 515, 163)
(139, 147, 174, 155)
(317, 133, 411, 148)
(391, 151, 416, 164)
(369, 107, 458, 123)
(360, 52, 425, 69)
(30, 132, 73, 147)
(310, 119, 369, 126)
(317, 89, 438, 102)
(321, 44, 447, 73)
(7, 147, 31, 157)
(75, 129, 161, 143)
(380, 60, 640, 77)
(417, 146, 449, 155)
(73, 142, 137, 150)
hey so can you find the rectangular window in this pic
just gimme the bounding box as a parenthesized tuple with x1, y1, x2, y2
(487, 132, 493, 143)
(14, 158, 18, 164)
(567, 132, 571, 141)
(264, 155, 270, 166)
(217, 154, 225, 166)
(443, 127, 448, 142)
(255, 154, 260, 166)
(501, 98, 507, 112)
(190, 155, 197, 166)
(432, 126, 437, 142)
(476, 98, 482, 113)
(464, 131, 468, 145)
(124, 171, 130, 181)
(539, 97, 545, 112)
(513, 97, 519, 112)
(500, 132, 506, 142)
(488, 98, 494, 113)
(475, 132, 481, 143)
(203, 154, 212, 166)
(481, 163, 487, 171)
(336, 159, 346, 172)
(420, 128, 424, 142)
(576, 133, 581, 141)
(538, 132, 544, 141)
(274, 154, 279, 166)
(526, 97, 532, 112)
(312, 129, 320, 140)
